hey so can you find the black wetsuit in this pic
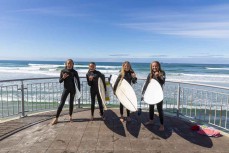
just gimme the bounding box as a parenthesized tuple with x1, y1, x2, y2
(113, 71, 137, 117)
(86, 70, 106, 116)
(142, 71, 165, 125)
(56, 68, 80, 118)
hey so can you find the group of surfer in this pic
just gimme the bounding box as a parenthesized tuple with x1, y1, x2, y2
(51, 59, 165, 131)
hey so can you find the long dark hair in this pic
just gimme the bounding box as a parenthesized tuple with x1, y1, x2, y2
(65, 59, 74, 69)
(87, 62, 96, 73)
(150, 61, 164, 79)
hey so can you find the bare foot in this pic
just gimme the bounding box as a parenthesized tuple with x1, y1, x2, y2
(51, 118, 58, 125)
(69, 116, 73, 123)
(145, 120, 154, 125)
(120, 116, 124, 122)
(90, 116, 94, 121)
(159, 125, 165, 131)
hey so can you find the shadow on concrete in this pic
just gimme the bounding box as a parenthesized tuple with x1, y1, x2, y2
(104, 109, 126, 137)
(126, 112, 141, 138)
(140, 111, 213, 148)
(170, 116, 213, 148)
(72, 118, 91, 122)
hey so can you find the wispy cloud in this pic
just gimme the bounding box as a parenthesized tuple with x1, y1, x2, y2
(109, 54, 129, 57)
(109, 53, 170, 59)
(150, 54, 168, 58)
(187, 54, 224, 58)
(12, 7, 90, 18)
(164, 29, 229, 38)
(119, 4, 229, 38)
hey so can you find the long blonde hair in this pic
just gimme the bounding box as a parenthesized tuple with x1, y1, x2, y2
(120, 61, 134, 79)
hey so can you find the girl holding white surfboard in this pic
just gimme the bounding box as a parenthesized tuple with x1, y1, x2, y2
(113, 61, 137, 122)
(86, 62, 106, 121)
(142, 61, 165, 131)
(51, 59, 81, 125)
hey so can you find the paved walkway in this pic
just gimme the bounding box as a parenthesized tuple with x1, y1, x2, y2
(0, 108, 229, 153)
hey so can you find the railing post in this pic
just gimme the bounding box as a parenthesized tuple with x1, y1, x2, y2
(78, 83, 83, 108)
(177, 84, 181, 117)
(21, 81, 25, 117)
(78, 99, 80, 108)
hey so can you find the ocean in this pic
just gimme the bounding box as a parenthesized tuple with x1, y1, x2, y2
(0, 60, 229, 87)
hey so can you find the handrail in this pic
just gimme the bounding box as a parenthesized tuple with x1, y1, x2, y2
(1, 76, 229, 90)
(138, 78, 229, 90)
(0, 77, 59, 83)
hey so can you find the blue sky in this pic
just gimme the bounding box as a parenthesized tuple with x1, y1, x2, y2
(0, 0, 229, 63)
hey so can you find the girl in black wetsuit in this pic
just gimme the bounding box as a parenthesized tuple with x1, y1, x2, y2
(142, 61, 165, 131)
(51, 59, 80, 125)
(113, 61, 137, 122)
(86, 62, 106, 121)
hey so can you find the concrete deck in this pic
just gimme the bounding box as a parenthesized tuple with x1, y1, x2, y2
(0, 108, 229, 153)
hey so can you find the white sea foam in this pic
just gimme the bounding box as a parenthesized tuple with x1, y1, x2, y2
(0, 67, 22, 70)
(28, 63, 121, 69)
(49, 68, 57, 71)
(75, 65, 121, 69)
(171, 73, 229, 78)
(18, 67, 41, 71)
(166, 73, 229, 87)
(28, 63, 64, 68)
(206, 67, 229, 70)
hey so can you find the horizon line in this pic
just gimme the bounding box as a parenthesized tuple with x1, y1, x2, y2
(0, 57, 229, 64)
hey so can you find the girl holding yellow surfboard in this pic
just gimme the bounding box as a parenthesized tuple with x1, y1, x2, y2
(86, 62, 106, 121)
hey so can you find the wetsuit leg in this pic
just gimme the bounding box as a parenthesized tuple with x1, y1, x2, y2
(120, 103, 124, 116)
(56, 89, 69, 118)
(149, 104, 155, 120)
(126, 109, 130, 117)
(69, 90, 76, 116)
(91, 90, 96, 116)
(157, 101, 164, 125)
(96, 91, 104, 116)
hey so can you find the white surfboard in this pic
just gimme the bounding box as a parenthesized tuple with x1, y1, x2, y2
(110, 74, 118, 88)
(74, 77, 81, 100)
(143, 79, 163, 104)
(110, 74, 138, 112)
(98, 77, 107, 110)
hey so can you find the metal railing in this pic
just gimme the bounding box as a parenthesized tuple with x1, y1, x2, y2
(0, 77, 228, 131)
(0, 77, 120, 118)
(162, 81, 229, 131)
